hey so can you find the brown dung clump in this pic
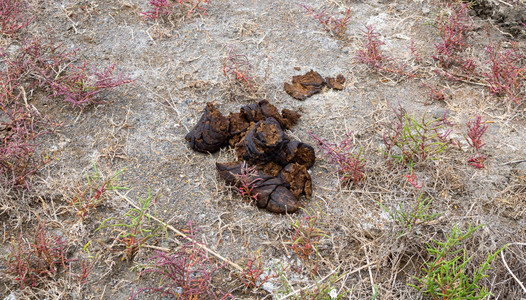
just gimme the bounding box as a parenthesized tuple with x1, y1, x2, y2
(284, 69, 345, 100)
(185, 100, 315, 213)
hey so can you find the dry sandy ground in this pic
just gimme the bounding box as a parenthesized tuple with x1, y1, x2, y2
(1, 0, 526, 299)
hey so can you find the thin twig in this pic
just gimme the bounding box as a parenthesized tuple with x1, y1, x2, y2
(501, 242, 526, 293)
(115, 190, 243, 272)
(365, 247, 376, 296)
(495, 0, 513, 7)
(143, 244, 171, 252)
(19, 86, 28, 108)
(98, 285, 107, 300)
(501, 159, 526, 165)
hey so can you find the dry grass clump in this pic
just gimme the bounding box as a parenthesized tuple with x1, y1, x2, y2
(497, 168, 526, 219)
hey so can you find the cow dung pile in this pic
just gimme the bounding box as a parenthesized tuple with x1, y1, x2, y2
(185, 100, 315, 213)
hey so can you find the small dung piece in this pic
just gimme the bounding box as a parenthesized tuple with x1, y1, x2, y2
(281, 140, 316, 169)
(284, 69, 325, 100)
(259, 161, 283, 177)
(252, 176, 294, 212)
(259, 100, 286, 124)
(216, 161, 248, 186)
(227, 112, 251, 146)
(216, 162, 301, 213)
(185, 103, 230, 153)
(240, 100, 301, 130)
(235, 117, 289, 165)
(326, 74, 346, 90)
(228, 101, 302, 149)
(267, 186, 300, 214)
(279, 163, 312, 199)
(215, 162, 275, 209)
(281, 109, 301, 129)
